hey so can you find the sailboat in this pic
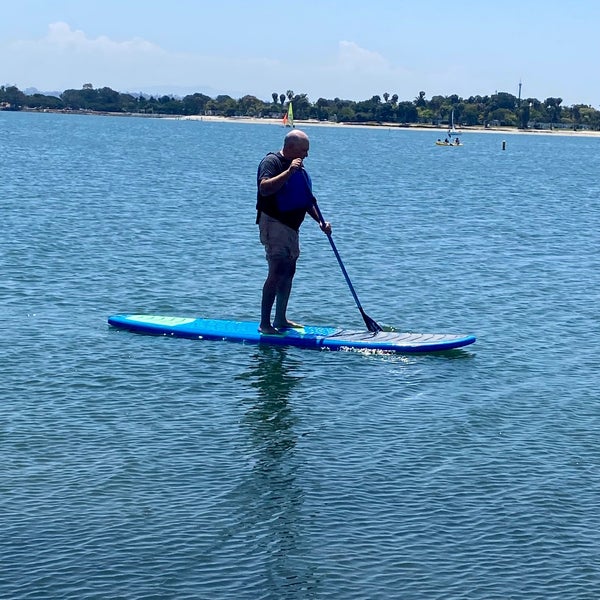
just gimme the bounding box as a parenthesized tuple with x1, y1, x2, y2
(435, 109, 462, 146)
(283, 101, 294, 128)
(448, 109, 458, 137)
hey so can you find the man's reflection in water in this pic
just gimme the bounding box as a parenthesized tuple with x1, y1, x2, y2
(235, 345, 317, 595)
(244, 345, 301, 458)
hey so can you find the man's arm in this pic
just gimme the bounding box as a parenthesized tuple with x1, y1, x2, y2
(259, 158, 303, 196)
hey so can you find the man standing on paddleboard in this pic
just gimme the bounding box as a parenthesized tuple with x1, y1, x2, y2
(256, 130, 331, 335)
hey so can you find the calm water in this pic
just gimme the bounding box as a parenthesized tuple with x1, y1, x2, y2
(2, 111, 600, 599)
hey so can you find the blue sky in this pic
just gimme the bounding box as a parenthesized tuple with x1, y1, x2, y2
(2, 0, 599, 106)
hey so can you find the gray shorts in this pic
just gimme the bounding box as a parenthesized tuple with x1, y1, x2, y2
(259, 213, 300, 261)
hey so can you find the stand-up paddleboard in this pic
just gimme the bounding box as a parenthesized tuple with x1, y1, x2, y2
(108, 314, 476, 353)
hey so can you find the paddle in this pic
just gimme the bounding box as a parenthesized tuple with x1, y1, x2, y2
(298, 167, 382, 332)
(311, 198, 383, 333)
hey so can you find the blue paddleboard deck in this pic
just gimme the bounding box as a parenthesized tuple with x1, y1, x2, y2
(108, 314, 476, 353)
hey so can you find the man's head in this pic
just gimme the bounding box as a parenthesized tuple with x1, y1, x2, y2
(282, 130, 310, 160)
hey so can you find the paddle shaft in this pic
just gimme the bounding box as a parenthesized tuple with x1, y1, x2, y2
(298, 167, 381, 332)
(311, 200, 382, 332)
(314, 205, 363, 308)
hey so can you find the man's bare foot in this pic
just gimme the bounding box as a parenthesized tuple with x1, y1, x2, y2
(273, 320, 303, 329)
(258, 324, 281, 335)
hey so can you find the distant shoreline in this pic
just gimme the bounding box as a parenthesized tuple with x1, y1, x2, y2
(14, 107, 600, 138)
(179, 114, 600, 138)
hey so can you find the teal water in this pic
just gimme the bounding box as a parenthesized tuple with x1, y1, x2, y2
(2, 111, 600, 599)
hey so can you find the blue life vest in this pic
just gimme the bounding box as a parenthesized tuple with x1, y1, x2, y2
(276, 170, 313, 212)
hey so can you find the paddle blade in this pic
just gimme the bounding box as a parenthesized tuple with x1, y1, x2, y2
(361, 308, 383, 333)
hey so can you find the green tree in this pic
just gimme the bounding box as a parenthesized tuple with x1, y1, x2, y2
(378, 101, 394, 122)
(239, 94, 264, 116)
(205, 99, 217, 115)
(214, 94, 237, 116)
(182, 92, 211, 115)
(337, 106, 355, 122)
(315, 97, 332, 121)
(397, 101, 418, 123)
(414, 91, 426, 106)
(518, 102, 531, 129)
(60, 88, 84, 109)
(353, 96, 381, 121)
(462, 104, 480, 126)
(490, 92, 518, 111)
(489, 108, 517, 126)
(576, 105, 596, 129)
(96, 86, 121, 111)
(543, 97, 563, 125)
(428, 95, 445, 111)
(291, 93, 311, 119)
(0, 85, 27, 108)
(417, 106, 435, 124)
(23, 93, 64, 110)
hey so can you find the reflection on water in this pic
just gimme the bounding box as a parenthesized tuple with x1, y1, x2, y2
(243, 345, 302, 459)
(236, 346, 317, 596)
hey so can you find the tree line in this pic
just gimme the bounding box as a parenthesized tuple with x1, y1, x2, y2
(1, 83, 599, 130)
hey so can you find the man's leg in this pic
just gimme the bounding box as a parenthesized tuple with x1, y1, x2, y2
(258, 214, 301, 333)
(259, 256, 292, 334)
(273, 258, 298, 329)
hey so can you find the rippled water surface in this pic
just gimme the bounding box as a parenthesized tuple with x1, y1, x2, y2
(2, 112, 600, 599)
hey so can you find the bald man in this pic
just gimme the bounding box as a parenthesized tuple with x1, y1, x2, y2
(256, 130, 331, 335)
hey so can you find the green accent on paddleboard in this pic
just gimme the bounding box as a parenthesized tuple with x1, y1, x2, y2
(287, 326, 306, 334)
(129, 315, 196, 326)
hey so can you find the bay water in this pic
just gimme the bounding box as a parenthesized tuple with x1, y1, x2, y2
(2, 111, 599, 599)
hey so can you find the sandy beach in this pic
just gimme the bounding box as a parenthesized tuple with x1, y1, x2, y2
(180, 114, 600, 138)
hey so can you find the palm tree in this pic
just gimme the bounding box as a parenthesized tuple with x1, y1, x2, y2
(272, 92, 278, 104)
(415, 91, 426, 106)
